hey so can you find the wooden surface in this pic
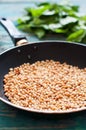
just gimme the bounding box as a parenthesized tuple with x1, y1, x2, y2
(0, 0, 86, 129)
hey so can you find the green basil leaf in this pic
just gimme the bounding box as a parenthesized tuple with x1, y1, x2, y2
(67, 29, 86, 42)
(34, 28, 45, 38)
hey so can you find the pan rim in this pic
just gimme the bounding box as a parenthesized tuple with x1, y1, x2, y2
(0, 40, 86, 56)
(0, 97, 86, 114)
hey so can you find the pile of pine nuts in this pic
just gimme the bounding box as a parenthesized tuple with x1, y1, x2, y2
(3, 60, 86, 111)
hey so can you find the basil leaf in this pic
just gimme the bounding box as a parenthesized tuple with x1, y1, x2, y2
(67, 29, 86, 42)
(34, 28, 45, 38)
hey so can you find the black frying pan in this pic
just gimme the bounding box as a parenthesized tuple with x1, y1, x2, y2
(0, 18, 86, 114)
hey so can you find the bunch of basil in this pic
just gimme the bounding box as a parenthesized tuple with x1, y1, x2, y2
(17, 2, 86, 44)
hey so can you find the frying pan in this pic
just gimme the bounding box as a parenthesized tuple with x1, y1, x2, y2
(0, 18, 86, 114)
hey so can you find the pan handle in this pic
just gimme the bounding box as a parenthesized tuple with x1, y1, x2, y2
(0, 18, 28, 46)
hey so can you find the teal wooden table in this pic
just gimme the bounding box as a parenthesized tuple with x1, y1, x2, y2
(0, 1, 86, 129)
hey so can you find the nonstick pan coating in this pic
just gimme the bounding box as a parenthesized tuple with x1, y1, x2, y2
(0, 18, 86, 113)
